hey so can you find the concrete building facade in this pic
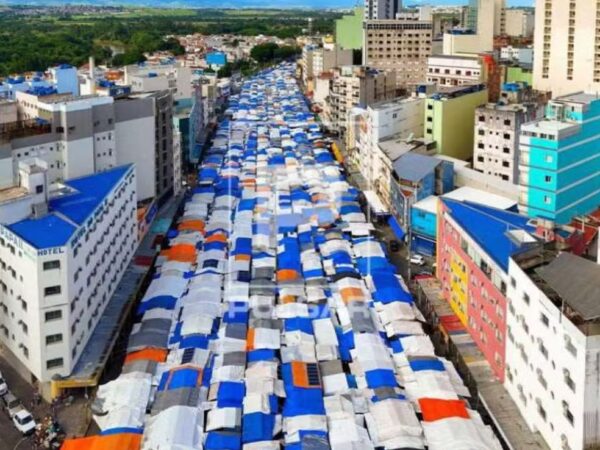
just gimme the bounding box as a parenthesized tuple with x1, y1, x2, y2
(0, 163, 137, 383)
(335, 7, 364, 51)
(506, 251, 600, 450)
(473, 84, 542, 183)
(504, 8, 534, 38)
(533, 0, 600, 96)
(519, 93, 600, 225)
(363, 18, 433, 87)
(325, 66, 398, 135)
(424, 84, 488, 160)
(364, 0, 401, 20)
(426, 55, 484, 87)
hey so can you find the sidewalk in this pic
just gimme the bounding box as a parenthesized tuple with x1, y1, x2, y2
(413, 277, 550, 450)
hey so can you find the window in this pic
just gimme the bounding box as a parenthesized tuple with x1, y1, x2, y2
(523, 293, 530, 305)
(545, 155, 553, 163)
(44, 286, 61, 296)
(46, 334, 63, 345)
(503, 133, 511, 140)
(36, 185, 44, 194)
(540, 313, 549, 327)
(46, 358, 64, 369)
(544, 195, 551, 205)
(43, 260, 60, 271)
(504, 119, 511, 126)
(45, 310, 62, 321)
(545, 175, 552, 183)
(478, 115, 485, 122)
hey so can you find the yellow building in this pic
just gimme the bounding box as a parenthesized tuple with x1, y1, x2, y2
(449, 251, 469, 327)
(424, 84, 488, 161)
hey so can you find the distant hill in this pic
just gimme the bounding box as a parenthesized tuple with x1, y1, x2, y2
(1, 0, 355, 8)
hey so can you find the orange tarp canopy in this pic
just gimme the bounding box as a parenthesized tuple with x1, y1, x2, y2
(340, 287, 366, 303)
(291, 361, 321, 389)
(246, 327, 255, 351)
(205, 233, 228, 244)
(161, 244, 197, 263)
(235, 254, 251, 262)
(124, 348, 168, 364)
(419, 398, 470, 422)
(277, 269, 300, 282)
(62, 433, 142, 450)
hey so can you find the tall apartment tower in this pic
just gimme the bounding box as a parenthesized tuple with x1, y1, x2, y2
(363, 16, 433, 87)
(365, 0, 402, 20)
(533, 0, 600, 96)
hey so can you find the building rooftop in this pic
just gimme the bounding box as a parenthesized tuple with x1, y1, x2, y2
(370, 96, 422, 110)
(0, 186, 28, 204)
(393, 152, 441, 182)
(412, 195, 438, 214)
(7, 165, 132, 249)
(442, 198, 536, 271)
(442, 186, 517, 211)
(555, 92, 599, 105)
(521, 119, 576, 134)
(537, 252, 600, 321)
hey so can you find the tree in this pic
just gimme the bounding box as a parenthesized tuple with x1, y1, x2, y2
(250, 43, 279, 63)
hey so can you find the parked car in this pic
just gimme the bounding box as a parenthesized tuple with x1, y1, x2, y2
(410, 254, 425, 266)
(12, 409, 35, 435)
(0, 372, 8, 396)
(2, 392, 23, 418)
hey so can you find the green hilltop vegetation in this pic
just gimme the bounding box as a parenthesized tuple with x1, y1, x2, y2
(0, 6, 340, 76)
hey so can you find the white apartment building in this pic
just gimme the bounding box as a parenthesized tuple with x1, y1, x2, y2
(125, 62, 192, 102)
(301, 44, 353, 86)
(354, 97, 425, 189)
(473, 100, 539, 183)
(0, 92, 158, 202)
(500, 46, 533, 65)
(533, 0, 600, 96)
(444, 0, 505, 55)
(506, 251, 600, 450)
(504, 8, 534, 38)
(0, 100, 18, 125)
(0, 161, 137, 383)
(326, 66, 397, 134)
(426, 55, 483, 87)
(364, 0, 401, 20)
(363, 18, 433, 87)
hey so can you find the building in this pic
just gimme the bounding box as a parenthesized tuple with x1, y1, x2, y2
(131, 91, 176, 205)
(424, 84, 488, 160)
(325, 66, 397, 135)
(389, 152, 453, 228)
(410, 186, 516, 256)
(124, 62, 192, 103)
(335, 7, 364, 51)
(506, 251, 600, 450)
(363, 18, 433, 87)
(48, 65, 79, 96)
(473, 83, 542, 183)
(0, 100, 17, 125)
(499, 46, 533, 65)
(0, 92, 157, 202)
(504, 8, 534, 38)
(437, 198, 535, 380)
(301, 44, 354, 87)
(533, 0, 600, 96)
(426, 55, 484, 87)
(0, 162, 137, 384)
(519, 93, 600, 225)
(444, 0, 505, 56)
(364, 0, 401, 20)
(353, 96, 425, 186)
(205, 52, 228, 69)
(505, 66, 533, 85)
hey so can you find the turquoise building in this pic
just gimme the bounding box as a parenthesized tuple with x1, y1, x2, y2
(519, 93, 600, 224)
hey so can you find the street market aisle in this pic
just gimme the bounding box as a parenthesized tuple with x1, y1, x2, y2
(61, 63, 502, 450)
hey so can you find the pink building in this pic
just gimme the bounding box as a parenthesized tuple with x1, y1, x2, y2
(436, 199, 535, 381)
